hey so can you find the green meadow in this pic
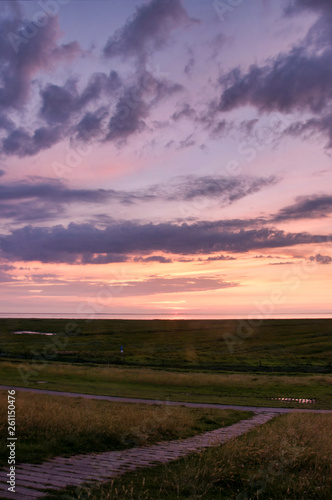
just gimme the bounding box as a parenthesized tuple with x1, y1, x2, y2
(1, 318, 331, 371)
(1, 319, 331, 409)
(0, 361, 332, 408)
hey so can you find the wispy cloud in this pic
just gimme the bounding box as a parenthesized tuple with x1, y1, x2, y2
(103, 0, 195, 62)
(0, 175, 278, 223)
(107, 275, 238, 296)
(272, 195, 332, 221)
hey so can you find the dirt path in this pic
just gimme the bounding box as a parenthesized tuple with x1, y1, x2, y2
(1, 384, 332, 413)
(0, 412, 278, 499)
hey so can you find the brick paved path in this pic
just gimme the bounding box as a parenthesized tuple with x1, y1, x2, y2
(0, 412, 278, 499)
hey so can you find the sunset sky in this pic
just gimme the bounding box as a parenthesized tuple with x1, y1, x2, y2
(0, 0, 331, 317)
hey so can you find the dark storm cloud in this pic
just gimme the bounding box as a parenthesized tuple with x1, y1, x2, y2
(103, 0, 195, 61)
(0, 220, 326, 264)
(0, 169, 5, 177)
(272, 195, 332, 221)
(309, 254, 332, 264)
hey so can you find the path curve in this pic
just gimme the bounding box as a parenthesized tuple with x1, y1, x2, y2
(0, 412, 278, 499)
(0, 385, 332, 413)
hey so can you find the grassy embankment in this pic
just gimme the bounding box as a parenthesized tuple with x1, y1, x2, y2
(48, 413, 332, 500)
(0, 390, 252, 467)
(1, 318, 331, 409)
(1, 360, 331, 409)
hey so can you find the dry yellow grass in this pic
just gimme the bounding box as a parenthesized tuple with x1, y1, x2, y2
(71, 413, 332, 499)
(2, 360, 331, 408)
(5, 359, 332, 387)
(0, 390, 250, 466)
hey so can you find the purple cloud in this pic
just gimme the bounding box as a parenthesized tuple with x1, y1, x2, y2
(219, 48, 332, 114)
(104, 0, 195, 61)
(273, 195, 332, 221)
(1, 4, 81, 111)
(309, 254, 332, 264)
(0, 220, 326, 264)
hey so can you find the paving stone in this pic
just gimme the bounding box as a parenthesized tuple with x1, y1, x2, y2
(0, 484, 44, 498)
(6, 412, 278, 499)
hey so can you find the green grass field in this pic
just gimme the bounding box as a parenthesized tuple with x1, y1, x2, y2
(1, 360, 331, 408)
(47, 413, 332, 500)
(1, 318, 331, 409)
(1, 318, 331, 372)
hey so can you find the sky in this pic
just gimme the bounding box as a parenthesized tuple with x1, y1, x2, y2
(0, 0, 331, 317)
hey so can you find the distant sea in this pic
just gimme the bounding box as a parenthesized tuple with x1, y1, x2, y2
(0, 313, 331, 320)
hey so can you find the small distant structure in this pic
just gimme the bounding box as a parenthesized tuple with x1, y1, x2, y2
(120, 345, 124, 355)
